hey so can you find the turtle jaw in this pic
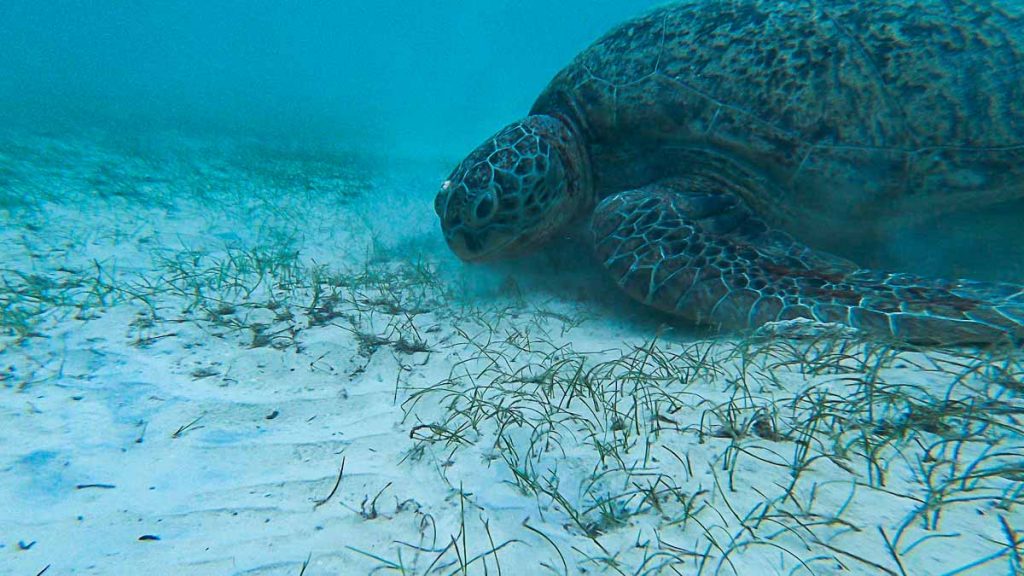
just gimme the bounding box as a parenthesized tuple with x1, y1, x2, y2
(444, 224, 557, 263)
(444, 227, 519, 263)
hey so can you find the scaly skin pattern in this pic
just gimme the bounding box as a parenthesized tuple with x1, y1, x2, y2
(435, 115, 591, 261)
(532, 0, 1024, 245)
(593, 180, 1024, 345)
(438, 0, 1024, 345)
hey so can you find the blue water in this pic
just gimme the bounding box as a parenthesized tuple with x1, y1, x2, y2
(0, 1, 658, 157)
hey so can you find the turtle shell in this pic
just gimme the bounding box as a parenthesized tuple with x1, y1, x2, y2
(531, 0, 1024, 253)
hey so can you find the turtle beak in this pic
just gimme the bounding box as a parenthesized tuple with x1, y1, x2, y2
(437, 180, 517, 262)
(444, 227, 517, 263)
(444, 226, 480, 261)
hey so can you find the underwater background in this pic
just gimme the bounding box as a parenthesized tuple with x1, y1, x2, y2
(0, 1, 659, 158)
(2, 2, 1023, 575)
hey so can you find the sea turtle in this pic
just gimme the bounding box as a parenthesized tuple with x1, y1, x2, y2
(434, 0, 1024, 345)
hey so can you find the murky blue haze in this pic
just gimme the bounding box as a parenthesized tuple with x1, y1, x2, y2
(0, 1, 658, 158)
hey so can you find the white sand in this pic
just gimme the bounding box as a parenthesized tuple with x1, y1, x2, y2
(1, 129, 1021, 575)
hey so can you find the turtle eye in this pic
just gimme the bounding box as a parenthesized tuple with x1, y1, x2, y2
(471, 190, 498, 225)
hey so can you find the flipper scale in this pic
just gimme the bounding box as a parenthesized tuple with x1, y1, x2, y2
(593, 183, 1023, 345)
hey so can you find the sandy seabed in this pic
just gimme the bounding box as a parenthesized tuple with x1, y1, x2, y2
(1, 128, 1022, 575)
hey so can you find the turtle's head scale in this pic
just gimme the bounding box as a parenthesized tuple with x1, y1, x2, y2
(435, 115, 591, 262)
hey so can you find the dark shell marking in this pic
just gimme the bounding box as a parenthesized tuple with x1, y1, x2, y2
(440, 0, 1024, 344)
(533, 0, 1024, 236)
(539, 0, 1024, 343)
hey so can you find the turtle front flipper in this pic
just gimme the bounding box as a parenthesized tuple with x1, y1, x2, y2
(592, 180, 1024, 345)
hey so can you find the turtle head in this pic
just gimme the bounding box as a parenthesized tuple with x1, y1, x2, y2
(435, 115, 591, 262)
